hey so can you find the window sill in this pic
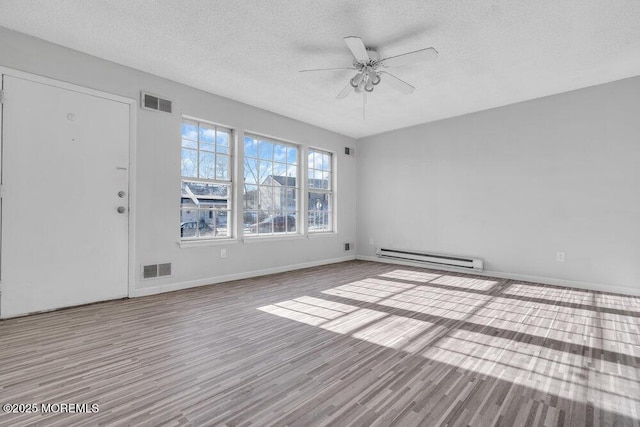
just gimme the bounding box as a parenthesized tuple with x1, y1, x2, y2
(243, 234, 307, 244)
(178, 238, 241, 248)
(308, 232, 339, 239)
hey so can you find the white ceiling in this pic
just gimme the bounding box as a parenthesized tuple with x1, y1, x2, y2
(1, 1, 639, 138)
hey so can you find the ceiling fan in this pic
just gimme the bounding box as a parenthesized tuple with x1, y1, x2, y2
(300, 36, 438, 100)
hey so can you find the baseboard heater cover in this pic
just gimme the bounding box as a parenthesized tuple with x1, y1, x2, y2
(376, 248, 483, 271)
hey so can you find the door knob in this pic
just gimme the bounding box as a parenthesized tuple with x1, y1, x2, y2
(117, 206, 126, 214)
(118, 191, 126, 198)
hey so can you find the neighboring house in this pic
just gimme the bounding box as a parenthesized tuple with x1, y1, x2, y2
(256, 176, 328, 212)
(180, 198, 227, 224)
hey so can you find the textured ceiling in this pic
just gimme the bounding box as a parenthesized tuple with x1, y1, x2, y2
(1, 0, 639, 138)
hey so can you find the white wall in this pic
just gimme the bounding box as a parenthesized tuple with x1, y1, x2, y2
(0, 26, 357, 296)
(356, 76, 640, 294)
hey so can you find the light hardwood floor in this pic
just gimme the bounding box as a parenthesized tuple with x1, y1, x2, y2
(1, 260, 639, 426)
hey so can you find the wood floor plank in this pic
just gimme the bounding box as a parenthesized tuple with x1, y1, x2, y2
(1, 260, 639, 426)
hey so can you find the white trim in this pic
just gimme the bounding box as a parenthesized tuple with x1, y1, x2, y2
(308, 232, 339, 239)
(127, 100, 138, 299)
(178, 238, 241, 248)
(132, 255, 356, 297)
(243, 234, 306, 243)
(0, 66, 137, 305)
(356, 255, 640, 297)
(0, 67, 134, 105)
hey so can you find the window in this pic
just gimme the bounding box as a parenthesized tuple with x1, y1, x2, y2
(308, 149, 333, 232)
(243, 135, 298, 236)
(180, 118, 232, 239)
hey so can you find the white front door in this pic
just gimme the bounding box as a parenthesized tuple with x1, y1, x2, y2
(1, 74, 131, 318)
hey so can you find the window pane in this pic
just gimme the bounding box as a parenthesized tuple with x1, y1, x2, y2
(260, 186, 275, 211)
(199, 151, 215, 179)
(258, 161, 271, 184)
(217, 131, 229, 148)
(199, 125, 216, 152)
(322, 171, 330, 189)
(182, 138, 197, 149)
(308, 170, 314, 188)
(243, 184, 258, 209)
(274, 144, 286, 163)
(213, 210, 229, 237)
(244, 136, 257, 158)
(309, 192, 329, 211)
(216, 154, 229, 180)
(322, 153, 330, 170)
(182, 121, 198, 141)
(259, 140, 273, 160)
(287, 165, 298, 181)
(180, 210, 197, 238)
(315, 151, 323, 170)
(243, 211, 258, 234)
(286, 213, 296, 233)
(244, 158, 258, 184)
(273, 162, 287, 178)
(181, 148, 197, 177)
(197, 210, 215, 238)
(256, 212, 273, 234)
(287, 147, 298, 164)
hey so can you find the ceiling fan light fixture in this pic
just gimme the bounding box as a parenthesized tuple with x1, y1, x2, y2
(350, 72, 364, 88)
(365, 80, 374, 92)
(369, 70, 381, 85)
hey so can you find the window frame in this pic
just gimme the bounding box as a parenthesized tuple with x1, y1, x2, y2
(242, 133, 300, 238)
(180, 116, 234, 241)
(307, 147, 334, 234)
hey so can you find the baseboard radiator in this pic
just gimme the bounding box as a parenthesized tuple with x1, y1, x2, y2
(376, 248, 484, 271)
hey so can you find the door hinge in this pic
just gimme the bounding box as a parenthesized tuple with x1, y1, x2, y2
(0, 185, 4, 198)
(0, 90, 4, 104)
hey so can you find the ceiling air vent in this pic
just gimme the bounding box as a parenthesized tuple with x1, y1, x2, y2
(141, 92, 172, 113)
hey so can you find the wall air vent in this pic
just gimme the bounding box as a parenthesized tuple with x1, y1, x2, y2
(141, 92, 172, 113)
(143, 263, 172, 279)
(158, 263, 172, 277)
(143, 264, 158, 279)
(376, 248, 483, 271)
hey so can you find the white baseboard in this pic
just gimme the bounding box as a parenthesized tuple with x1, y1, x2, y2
(356, 255, 640, 297)
(132, 255, 357, 297)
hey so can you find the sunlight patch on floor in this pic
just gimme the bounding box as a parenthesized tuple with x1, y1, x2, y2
(257, 273, 640, 421)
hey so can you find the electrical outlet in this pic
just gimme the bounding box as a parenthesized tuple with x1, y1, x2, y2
(220, 248, 227, 259)
(556, 251, 565, 262)
(369, 238, 374, 246)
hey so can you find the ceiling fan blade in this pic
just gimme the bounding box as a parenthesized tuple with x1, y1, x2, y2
(299, 67, 356, 73)
(381, 47, 438, 67)
(344, 36, 370, 63)
(336, 83, 352, 99)
(379, 72, 415, 94)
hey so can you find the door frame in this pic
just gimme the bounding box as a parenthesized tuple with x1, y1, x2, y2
(0, 67, 137, 313)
